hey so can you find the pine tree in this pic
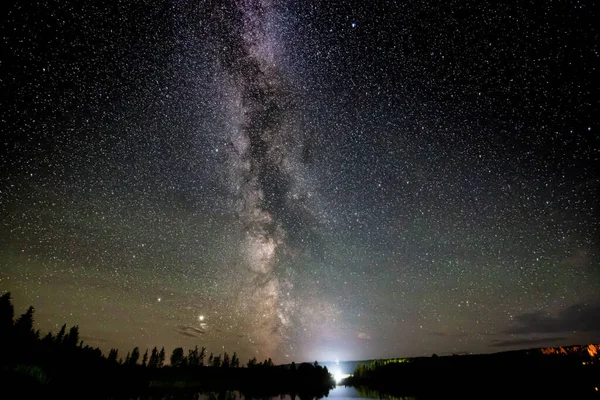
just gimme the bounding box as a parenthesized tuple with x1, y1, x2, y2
(148, 347, 158, 368)
(55, 324, 67, 344)
(0, 292, 14, 332)
(158, 347, 166, 367)
(188, 346, 199, 367)
(64, 325, 79, 347)
(212, 354, 221, 367)
(231, 352, 239, 368)
(42, 331, 54, 345)
(108, 348, 119, 363)
(222, 352, 230, 367)
(14, 306, 35, 342)
(170, 347, 185, 367)
(199, 346, 206, 366)
(129, 347, 140, 365)
(142, 349, 148, 367)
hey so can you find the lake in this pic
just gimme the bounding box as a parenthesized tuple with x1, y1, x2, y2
(125, 385, 415, 400)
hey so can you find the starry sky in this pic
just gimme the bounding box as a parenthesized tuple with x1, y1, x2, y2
(1, 0, 599, 364)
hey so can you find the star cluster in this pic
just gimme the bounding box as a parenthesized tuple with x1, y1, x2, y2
(1, 0, 598, 363)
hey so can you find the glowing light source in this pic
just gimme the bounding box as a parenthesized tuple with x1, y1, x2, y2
(333, 370, 344, 384)
(198, 315, 205, 322)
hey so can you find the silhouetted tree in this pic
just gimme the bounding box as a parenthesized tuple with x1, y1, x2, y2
(125, 351, 131, 365)
(142, 349, 148, 367)
(231, 352, 240, 368)
(148, 346, 159, 368)
(108, 348, 119, 363)
(158, 347, 166, 367)
(170, 347, 185, 367)
(129, 347, 140, 365)
(0, 292, 14, 332)
(42, 331, 54, 345)
(291, 361, 297, 371)
(199, 346, 206, 366)
(55, 323, 66, 344)
(212, 354, 222, 367)
(64, 325, 79, 347)
(222, 352, 231, 367)
(247, 357, 257, 368)
(187, 346, 198, 366)
(209, 352, 214, 366)
(14, 306, 35, 342)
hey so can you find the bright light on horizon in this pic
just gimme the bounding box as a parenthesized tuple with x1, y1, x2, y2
(333, 369, 350, 384)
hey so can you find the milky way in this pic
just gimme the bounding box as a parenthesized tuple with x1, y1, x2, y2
(217, 0, 303, 356)
(1, 0, 598, 363)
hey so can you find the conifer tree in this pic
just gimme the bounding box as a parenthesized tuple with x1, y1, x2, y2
(129, 347, 140, 365)
(158, 347, 166, 367)
(142, 349, 148, 367)
(148, 346, 158, 368)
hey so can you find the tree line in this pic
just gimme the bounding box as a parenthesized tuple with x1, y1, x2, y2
(0, 292, 335, 397)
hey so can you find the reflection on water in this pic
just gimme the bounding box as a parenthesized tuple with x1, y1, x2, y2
(329, 385, 416, 400)
(125, 385, 416, 400)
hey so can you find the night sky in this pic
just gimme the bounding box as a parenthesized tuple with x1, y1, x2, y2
(1, 0, 598, 364)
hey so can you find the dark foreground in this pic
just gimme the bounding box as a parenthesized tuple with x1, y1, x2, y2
(1, 365, 335, 400)
(0, 292, 335, 399)
(343, 344, 600, 399)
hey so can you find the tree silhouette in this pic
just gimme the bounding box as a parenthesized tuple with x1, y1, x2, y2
(64, 325, 79, 347)
(247, 357, 257, 368)
(212, 354, 222, 367)
(0, 292, 14, 332)
(0, 292, 341, 396)
(188, 345, 199, 367)
(148, 346, 158, 368)
(108, 348, 119, 363)
(129, 347, 140, 365)
(142, 348, 148, 367)
(42, 331, 54, 345)
(55, 323, 67, 344)
(199, 346, 206, 366)
(231, 352, 240, 368)
(222, 352, 231, 367)
(170, 347, 185, 367)
(158, 347, 166, 367)
(14, 306, 35, 343)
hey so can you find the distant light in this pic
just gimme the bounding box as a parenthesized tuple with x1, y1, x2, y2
(351, 22, 357, 28)
(157, 297, 162, 302)
(198, 315, 205, 322)
(333, 370, 344, 383)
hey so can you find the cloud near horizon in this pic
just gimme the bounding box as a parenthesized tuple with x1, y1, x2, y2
(504, 300, 600, 335)
(490, 336, 567, 348)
